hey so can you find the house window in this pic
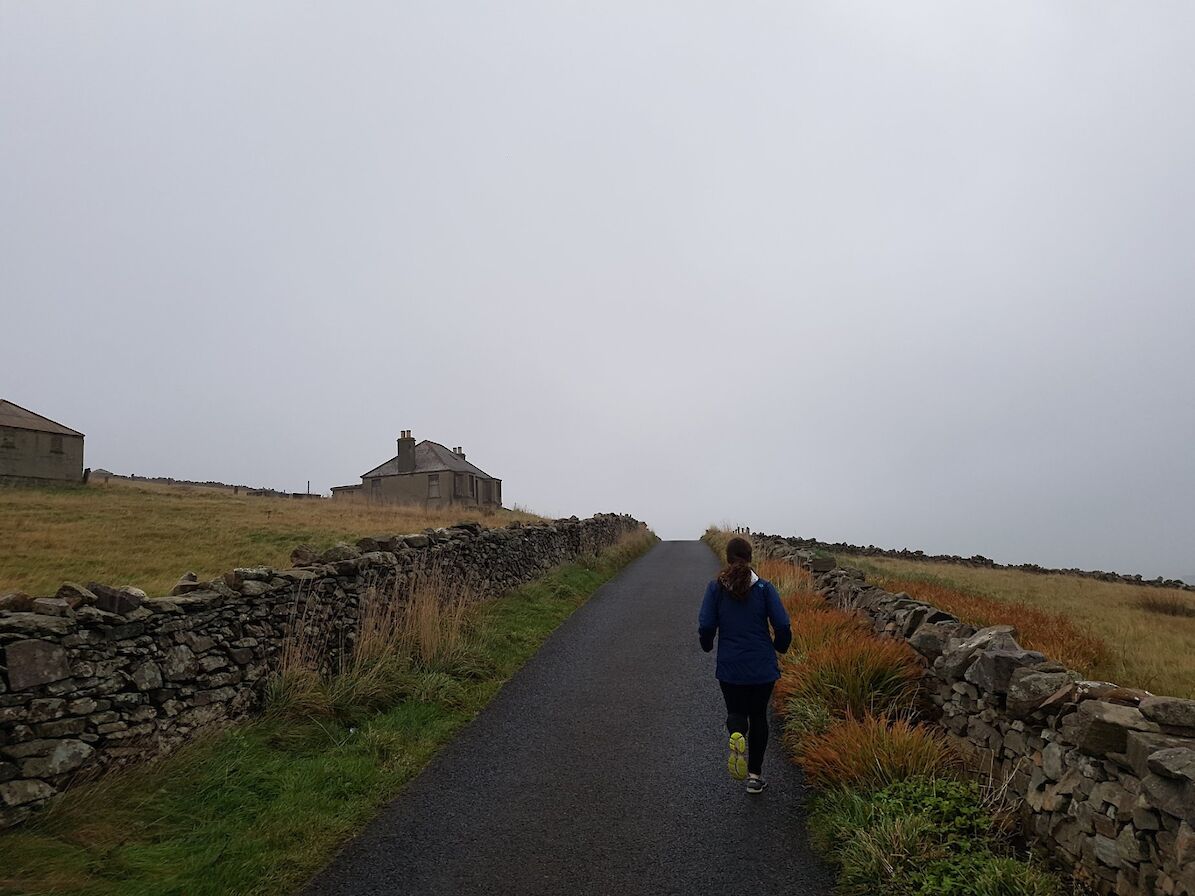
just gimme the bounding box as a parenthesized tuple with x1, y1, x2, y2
(50, 435, 64, 454)
(0, 429, 14, 450)
(454, 473, 466, 496)
(428, 474, 440, 498)
(470, 476, 476, 497)
(370, 478, 381, 498)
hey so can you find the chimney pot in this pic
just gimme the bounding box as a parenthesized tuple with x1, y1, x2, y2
(397, 430, 416, 473)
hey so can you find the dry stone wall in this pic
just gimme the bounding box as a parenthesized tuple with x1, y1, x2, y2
(0, 514, 643, 829)
(755, 533, 1195, 896)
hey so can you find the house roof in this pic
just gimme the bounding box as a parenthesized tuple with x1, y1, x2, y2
(361, 440, 498, 480)
(0, 400, 84, 437)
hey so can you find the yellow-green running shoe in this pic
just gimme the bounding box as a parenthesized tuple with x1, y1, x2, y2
(728, 732, 748, 780)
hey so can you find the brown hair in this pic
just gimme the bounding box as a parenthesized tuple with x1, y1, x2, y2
(717, 536, 754, 601)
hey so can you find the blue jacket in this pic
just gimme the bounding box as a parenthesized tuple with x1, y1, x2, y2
(698, 577, 792, 684)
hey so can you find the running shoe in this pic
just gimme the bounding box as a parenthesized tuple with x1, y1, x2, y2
(728, 732, 748, 780)
(746, 776, 767, 794)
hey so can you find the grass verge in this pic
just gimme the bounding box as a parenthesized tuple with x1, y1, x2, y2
(0, 530, 656, 896)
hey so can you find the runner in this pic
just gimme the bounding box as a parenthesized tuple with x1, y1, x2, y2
(698, 536, 792, 793)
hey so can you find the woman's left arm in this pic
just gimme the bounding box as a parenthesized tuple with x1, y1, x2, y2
(766, 583, 792, 654)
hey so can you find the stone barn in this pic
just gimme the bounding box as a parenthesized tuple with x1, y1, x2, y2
(0, 399, 85, 485)
(332, 431, 502, 509)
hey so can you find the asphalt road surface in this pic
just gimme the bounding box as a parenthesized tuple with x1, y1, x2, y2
(300, 540, 833, 896)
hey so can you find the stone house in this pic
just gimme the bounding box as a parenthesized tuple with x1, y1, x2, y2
(0, 399, 85, 485)
(332, 431, 502, 509)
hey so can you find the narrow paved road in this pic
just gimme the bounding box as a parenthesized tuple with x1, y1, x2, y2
(301, 541, 832, 896)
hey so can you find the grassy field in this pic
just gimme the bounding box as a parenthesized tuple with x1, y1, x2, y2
(0, 530, 656, 896)
(834, 554, 1195, 699)
(0, 480, 544, 596)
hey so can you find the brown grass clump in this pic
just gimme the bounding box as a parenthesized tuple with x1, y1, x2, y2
(756, 557, 817, 598)
(788, 608, 871, 657)
(785, 635, 924, 720)
(873, 575, 1109, 676)
(797, 715, 961, 791)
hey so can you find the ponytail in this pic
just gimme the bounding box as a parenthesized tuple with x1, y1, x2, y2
(717, 536, 754, 601)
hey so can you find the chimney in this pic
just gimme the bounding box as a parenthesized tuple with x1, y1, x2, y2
(397, 430, 416, 473)
(454, 446, 466, 460)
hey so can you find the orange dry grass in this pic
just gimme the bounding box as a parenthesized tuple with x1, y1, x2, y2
(788, 607, 871, 657)
(797, 715, 961, 790)
(875, 575, 1109, 676)
(780, 634, 924, 719)
(756, 557, 818, 598)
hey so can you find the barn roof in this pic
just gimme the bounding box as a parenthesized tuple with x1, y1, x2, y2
(361, 440, 496, 480)
(0, 400, 84, 437)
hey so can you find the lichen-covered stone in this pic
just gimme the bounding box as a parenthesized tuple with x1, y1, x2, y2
(4, 639, 71, 691)
(13, 739, 94, 777)
(1008, 670, 1073, 717)
(0, 779, 54, 807)
(131, 661, 163, 691)
(1141, 697, 1195, 732)
(161, 646, 197, 681)
(939, 625, 1019, 679)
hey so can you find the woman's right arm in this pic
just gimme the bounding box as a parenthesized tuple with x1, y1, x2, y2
(697, 581, 718, 652)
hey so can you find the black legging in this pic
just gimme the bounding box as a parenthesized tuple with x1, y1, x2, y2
(719, 681, 775, 774)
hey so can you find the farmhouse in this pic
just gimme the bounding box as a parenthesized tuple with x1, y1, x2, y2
(332, 431, 502, 508)
(0, 399, 85, 485)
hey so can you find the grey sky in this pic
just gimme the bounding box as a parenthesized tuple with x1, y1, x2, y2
(3, 3, 1193, 578)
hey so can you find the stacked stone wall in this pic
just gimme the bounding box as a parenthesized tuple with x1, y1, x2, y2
(0, 514, 643, 828)
(755, 533, 1195, 896)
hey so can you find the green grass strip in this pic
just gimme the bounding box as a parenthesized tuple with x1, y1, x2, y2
(0, 537, 654, 896)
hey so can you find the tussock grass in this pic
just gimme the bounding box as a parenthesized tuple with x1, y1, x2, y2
(834, 814, 942, 895)
(841, 555, 1194, 697)
(781, 636, 924, 721)
(797, 715, 961, 791)
(0, 478, 544, 596)
(0, 529, 657, 896)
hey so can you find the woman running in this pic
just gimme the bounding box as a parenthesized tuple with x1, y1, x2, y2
(697, 536, 792, 793)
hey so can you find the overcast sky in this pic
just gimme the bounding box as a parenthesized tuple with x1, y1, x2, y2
(3, 3, 1193, 578)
